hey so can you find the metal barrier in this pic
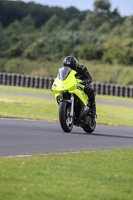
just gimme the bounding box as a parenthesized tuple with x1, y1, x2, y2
(0, 72, 133, 98)
(0, 72, 54, 90)
(93, 83, 133, 98)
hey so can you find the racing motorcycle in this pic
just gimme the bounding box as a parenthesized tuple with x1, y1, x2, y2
(51, 66, 96, 133)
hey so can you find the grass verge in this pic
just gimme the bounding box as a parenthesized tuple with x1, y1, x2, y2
(0, 93, 57, 121)
(96, 104, 133, 127)
(0, 100, 133, 126)
(0, 149, 133, 200)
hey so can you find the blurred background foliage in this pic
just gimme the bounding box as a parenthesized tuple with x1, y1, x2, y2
(0, 0, 133, 84)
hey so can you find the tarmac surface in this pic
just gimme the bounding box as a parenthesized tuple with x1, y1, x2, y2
(0, 118, 133, 157)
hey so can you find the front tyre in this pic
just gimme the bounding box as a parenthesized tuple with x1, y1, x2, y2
(83, 116, 96, 133)
(59, 102, 73, 133)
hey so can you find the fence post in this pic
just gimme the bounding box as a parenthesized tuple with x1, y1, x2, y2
(122, 86, 125, 97)
(96, 83, 101, 95)
(6, 73, 10, 85)
(128, 86, 132, 98)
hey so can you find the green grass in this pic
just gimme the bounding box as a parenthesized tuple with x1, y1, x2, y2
(0, 93, 58, 121)
(0, 102, 58, 121)
(97, 104, 133, 127)
(0, 99, 133, 126)
(0, 93, 55, 104)
(0, 85, 133, 126)
(0, 149, 133, 200)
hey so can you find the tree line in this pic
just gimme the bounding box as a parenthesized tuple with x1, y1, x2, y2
(0, 0, 133, 66)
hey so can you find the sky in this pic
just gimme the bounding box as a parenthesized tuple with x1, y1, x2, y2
(13, 0, 133, 17)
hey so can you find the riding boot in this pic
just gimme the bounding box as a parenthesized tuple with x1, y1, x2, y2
(84, 84, 96, 117)
(90, 103, 96, 117)
(89, 91, 96, 117)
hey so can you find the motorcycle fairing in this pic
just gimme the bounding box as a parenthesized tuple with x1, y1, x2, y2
(52, 67, 88, 106)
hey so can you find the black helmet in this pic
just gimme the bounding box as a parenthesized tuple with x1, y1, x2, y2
(63, 56, 78, 70)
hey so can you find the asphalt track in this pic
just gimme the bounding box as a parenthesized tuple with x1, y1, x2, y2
(0, 118, 133, 157)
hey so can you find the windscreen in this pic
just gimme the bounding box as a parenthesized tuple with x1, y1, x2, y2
(58, 66, 72, 81)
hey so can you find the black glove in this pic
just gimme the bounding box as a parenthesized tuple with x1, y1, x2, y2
(80, 79, 91, 85)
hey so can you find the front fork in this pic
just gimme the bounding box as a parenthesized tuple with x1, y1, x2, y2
(59, 92, 74, 117)
(70, 94, 74, 117)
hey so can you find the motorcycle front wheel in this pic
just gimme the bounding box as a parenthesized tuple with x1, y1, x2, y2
(59, 102, 73, 133)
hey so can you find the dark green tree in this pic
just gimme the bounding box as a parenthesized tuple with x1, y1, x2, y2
(42, 15, 64, 32)
(94, 0, 111, 13)
(65, 19, 80, 31)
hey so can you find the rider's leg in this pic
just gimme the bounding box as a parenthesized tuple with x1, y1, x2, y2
(84, 85, 96, 117)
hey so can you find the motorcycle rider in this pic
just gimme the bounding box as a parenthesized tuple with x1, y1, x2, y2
(63, 56, 96, 117)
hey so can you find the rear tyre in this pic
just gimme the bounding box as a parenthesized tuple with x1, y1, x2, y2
(83, 116, 96, 133)
(59, 102, 73, 133)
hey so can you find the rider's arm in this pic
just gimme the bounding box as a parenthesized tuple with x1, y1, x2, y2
(77, 64, 92, 85)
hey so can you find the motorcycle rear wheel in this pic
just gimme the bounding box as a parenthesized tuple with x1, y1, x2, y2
(83, 116, 96, 133)
(59, 102, 73, 133)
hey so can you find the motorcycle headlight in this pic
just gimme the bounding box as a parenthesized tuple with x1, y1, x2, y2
(61, 90, 67, 94)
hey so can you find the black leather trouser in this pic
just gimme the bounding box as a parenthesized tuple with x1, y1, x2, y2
(84, 85, 96, 114)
